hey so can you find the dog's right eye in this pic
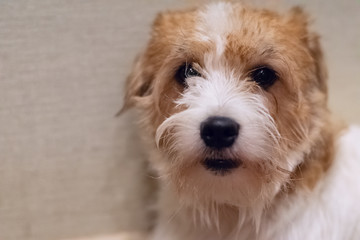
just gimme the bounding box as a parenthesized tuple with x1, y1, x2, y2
(175, 64, 201, 86)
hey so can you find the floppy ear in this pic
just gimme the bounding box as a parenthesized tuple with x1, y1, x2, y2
(287, 7, 328, 94)
(118, 11, 176, 115)
(307, 32, 328, 95)
(118, 52, 154, 115)
(119, 9, 195, 115)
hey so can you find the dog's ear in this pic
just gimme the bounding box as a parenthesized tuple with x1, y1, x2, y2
(307, 32, 328, 95)
(119, 10, 194, 115)
(119, 53, 153, 115)
(287, 7, 328, 94)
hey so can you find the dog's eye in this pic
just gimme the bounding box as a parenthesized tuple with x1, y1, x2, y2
(250, 67, 278, 89)
(175, 64, 201, 86)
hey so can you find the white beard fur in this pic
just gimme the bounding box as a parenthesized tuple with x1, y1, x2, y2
(150, 126, 360, 240)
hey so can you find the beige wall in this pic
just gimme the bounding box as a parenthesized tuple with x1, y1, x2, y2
(0, 0, 359, 240)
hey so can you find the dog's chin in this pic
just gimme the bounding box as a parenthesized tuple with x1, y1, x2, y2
(167, 154, 270, 207)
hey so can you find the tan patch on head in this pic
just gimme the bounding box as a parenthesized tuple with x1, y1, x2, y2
(287, 120, 346, 192)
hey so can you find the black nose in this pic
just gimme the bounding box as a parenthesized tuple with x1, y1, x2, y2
(200, 116, 239, 149)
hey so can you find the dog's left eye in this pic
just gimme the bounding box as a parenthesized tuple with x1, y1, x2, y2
(175, 64, 201, 87)
(250, 67, 278, 89)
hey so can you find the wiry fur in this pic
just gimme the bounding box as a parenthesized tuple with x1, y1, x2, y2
(122, 2, 360, 240)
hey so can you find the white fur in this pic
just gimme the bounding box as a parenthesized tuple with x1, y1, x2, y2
(151, 126, 360, 240)
(258, 126, 360, 240)
(154, 54, 288, 235)
(196, 2, 239, 57)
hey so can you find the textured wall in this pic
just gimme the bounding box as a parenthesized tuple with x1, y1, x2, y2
(0, 0, 359, 240)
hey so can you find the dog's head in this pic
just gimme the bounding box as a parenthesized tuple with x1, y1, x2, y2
(123, 2, 329, 210)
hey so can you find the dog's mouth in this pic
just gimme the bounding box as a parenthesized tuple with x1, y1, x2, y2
(202, 158, 241, 176)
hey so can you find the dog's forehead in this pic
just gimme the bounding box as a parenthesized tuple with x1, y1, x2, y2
(182, 2, 288, 71)
(195, 2, 238, 43)
(194, 3, 281, 54)
(148, 3, 311, 79)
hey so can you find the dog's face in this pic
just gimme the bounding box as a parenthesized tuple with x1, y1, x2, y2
(124, 3, 328, 209)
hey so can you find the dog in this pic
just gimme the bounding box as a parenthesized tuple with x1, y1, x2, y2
(122, 2, 360, 239)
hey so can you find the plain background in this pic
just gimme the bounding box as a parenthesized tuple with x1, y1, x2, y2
(0, 0, 359, 240)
